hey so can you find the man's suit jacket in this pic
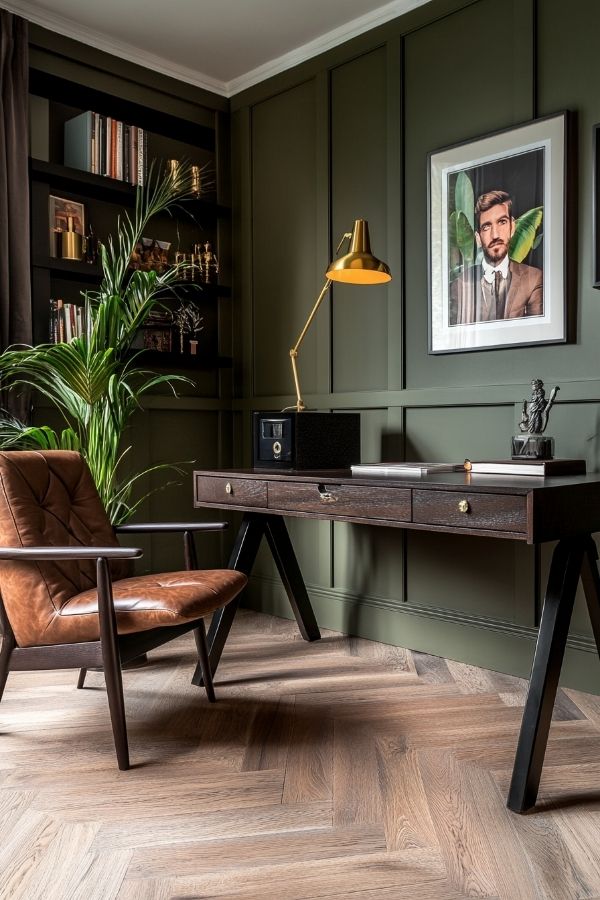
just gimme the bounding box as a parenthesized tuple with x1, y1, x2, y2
(449, 260, 543, 325)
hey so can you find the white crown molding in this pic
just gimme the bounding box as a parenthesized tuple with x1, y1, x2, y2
(225, 0, 430, 96)
(2, 0, 431, 99)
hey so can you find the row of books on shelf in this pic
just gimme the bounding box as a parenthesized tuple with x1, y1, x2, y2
(49, 299, 85, 344)
(64, 111, 147, 185)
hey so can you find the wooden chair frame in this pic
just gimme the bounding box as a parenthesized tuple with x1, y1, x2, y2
(0, 522, 228, 769)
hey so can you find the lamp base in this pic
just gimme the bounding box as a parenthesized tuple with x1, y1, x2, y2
(253, 411, 360, 470)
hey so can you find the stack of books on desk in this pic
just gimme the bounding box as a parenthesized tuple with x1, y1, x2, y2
(351, 459, 587, 478)
(465, 458, 586, 476)
(351, 462, 466, 477)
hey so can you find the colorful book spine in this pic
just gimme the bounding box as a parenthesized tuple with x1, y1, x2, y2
(137, 128, 146, 186)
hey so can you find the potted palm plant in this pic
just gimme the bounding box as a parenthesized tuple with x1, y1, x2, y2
(0, 162, 200, 524)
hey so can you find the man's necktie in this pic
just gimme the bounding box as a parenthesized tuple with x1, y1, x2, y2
(494, 270, 506, 319)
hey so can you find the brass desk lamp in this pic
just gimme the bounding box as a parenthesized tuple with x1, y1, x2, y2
(253, 218, 391, 470)
(288, 218, 391, 412)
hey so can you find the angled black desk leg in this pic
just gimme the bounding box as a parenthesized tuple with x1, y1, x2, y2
(263, 515, 321, 642)
(192, 512, 320, 686)
(507, 537, 585, 813)
(580, 537, 600, 662)
(191, 513, 265, 687)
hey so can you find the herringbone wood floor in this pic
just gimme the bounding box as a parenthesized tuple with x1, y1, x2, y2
(1, 610, 600, 899)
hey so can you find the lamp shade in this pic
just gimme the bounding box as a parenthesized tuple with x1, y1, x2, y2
(326, 219, 391, 284)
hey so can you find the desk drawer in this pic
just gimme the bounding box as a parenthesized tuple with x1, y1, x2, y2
(268, 482, 411, 521)
(194, 475, 268, 508)
(413, 490, 527, 533)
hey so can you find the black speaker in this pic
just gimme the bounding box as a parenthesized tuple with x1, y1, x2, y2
(253, 411, 360, 470)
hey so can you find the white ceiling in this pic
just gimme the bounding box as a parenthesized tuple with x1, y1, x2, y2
(2, 0, 431, 96)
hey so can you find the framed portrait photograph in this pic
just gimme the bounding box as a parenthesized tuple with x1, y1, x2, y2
(428, 112, 570, 354)
(49, 195, 85, 235)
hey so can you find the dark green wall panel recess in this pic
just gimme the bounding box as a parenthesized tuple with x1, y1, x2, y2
(331, 49, 389, 393)
(251, 81, 321, 399)
(406, 532, 520, 618)
(405, 405, 514, 462)
(333, 522, 405, 602)
(230, 0, 600, 692)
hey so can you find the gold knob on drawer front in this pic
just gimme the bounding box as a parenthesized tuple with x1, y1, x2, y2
(458, 499, 470, 513)
(225, 482, 232, 495)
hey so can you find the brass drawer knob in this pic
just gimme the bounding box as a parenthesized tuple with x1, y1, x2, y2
(458, 499, 470, 514)
(225, 482, 232, 495)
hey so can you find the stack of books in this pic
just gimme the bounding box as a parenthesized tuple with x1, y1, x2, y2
(465, 458, 586, 476)
(49, 299, 85, 343)
(351, 462, 466, 477)
(351, 459, 587, 478)
(64, 111, 147, 185)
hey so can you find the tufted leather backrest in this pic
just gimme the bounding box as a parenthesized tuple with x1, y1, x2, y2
(0, 450, 129, 647)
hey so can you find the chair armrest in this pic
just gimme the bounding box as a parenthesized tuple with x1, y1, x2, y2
(115, 522, 228, 534)
(0, 546, 143, 561)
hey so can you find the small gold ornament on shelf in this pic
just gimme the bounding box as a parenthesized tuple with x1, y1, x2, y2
(200, 241, 219, 284)
(172, 300, 204, 354)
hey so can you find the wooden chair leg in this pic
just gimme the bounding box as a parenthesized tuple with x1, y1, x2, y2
(194, 619, 216, 703)
(77, 668, 87, 689)
(97, 558, 130, 770)
(0, 626, 15, 703)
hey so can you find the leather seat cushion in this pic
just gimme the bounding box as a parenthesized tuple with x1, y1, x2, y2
(41, 568, 248, 645)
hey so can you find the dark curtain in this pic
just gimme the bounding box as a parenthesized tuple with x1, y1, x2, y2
(0, 11, 31, 421)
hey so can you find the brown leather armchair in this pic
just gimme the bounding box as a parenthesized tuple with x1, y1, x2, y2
(0, 450, 247, 769)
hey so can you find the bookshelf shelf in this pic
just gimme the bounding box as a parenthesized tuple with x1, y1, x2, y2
(28, 69, 231, 367)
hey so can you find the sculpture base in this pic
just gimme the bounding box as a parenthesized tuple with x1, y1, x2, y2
(511, 434, 554, 460)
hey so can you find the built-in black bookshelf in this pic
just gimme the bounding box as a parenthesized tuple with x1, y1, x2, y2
(28, 69, 231, 369)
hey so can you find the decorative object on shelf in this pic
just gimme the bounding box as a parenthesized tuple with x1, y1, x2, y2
(49, 195, 85, 258)
(172, 300, 204, 354)
(49, 195, 85, 234)
(253, 218, 391, 470)
(84, 223, 98, 265)
(60, 215, 84, 261)
(199, 240, 219, 284)
(191, 164, 202, 197)
(511, 379, 560, 460)
(428, 112, 570, 354)
(140, 237, 170, 273)
(143, 327, 172, 352)
(0, 161, 201, 524)
(139, 309, 173, 352)
(167, 158, 180, 180)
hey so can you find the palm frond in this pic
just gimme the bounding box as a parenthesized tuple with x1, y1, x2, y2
(0, 162, 202, 523)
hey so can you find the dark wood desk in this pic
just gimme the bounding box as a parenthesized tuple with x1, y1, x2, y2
(193, 467, 600, 813)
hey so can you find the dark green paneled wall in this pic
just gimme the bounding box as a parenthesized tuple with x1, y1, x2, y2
(233, 0, 600, 693)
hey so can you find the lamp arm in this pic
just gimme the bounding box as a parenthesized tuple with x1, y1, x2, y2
(288, 278, 332, 413)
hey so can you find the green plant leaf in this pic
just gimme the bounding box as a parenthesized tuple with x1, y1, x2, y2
(0, 162, 203, 524)
(455, 171, 475, 231)
(456, 211, 475, 263)
(509, 207, 543, 263)
(448, 211, 458, 256)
